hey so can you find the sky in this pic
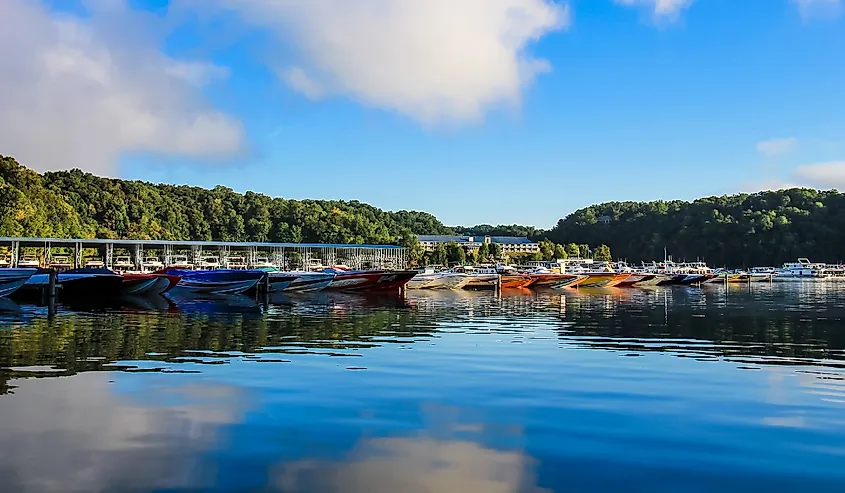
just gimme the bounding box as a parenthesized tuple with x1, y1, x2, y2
(1, 0, 843, 228)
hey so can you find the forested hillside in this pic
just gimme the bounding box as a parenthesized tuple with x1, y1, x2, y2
(0, 155, 452, 245)
(547, 190, 845, 267)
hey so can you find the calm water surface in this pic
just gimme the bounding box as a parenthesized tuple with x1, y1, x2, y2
(1, 284, 845, 492)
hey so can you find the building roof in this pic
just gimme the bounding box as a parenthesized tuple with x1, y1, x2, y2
(490, 236, 535, 244)
(0, 237, 405, 250)
(417, 235, 535, 245)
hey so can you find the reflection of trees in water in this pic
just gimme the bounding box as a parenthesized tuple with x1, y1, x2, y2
(555, 286, 845, 363)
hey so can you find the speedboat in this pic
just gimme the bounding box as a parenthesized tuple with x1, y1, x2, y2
(158, 268, 264, 295)
(18, 255, 40, 268)
(283, 272, 335, 292)
(265, 272, 300, 292)
(113, 256, 134, 271)
(0, 268, 38, 297)
(21, 268, 124, 298)
(121, 273, 181, 296)
(407, 267, 470, 290)
(324, 267, 417, 292)
(141, 257, 164, 271)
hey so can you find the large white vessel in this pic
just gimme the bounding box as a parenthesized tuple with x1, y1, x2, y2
(779, 258, 827, 278)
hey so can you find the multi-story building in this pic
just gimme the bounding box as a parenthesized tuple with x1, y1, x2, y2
(417, 235, 540, 255)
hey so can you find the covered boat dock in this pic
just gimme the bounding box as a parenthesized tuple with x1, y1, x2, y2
(0, 237, 409, 271)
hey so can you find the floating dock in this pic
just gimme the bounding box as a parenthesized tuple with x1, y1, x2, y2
(0, 237, 409, 271)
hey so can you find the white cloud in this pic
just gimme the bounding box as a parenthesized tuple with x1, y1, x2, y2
(756, 137, 798, 157)
(791, 0, 843, 19)
(0, 0, 245, 175)
(215, 0, 568, 125)
(614, 0, 695, 19)
(793, 161, 845, 189)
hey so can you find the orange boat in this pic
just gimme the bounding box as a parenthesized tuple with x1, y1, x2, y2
(529, 273, 584, 288)
(577, 272, 631, 288)
(500, 275, 536, 289)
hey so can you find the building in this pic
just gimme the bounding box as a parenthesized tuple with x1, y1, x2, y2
(597, 215, 612, 224)
(417, 235, 540, 255)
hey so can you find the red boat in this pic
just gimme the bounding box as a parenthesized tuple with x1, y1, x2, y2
(121, 273, 181, 296)
(324, 269, 417, 292)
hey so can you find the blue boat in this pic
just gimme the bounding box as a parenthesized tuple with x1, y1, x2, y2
(159, 269, 265, 295)
(0, 268, 38, 297)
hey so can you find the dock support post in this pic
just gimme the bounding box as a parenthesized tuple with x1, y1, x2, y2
(42, 269, 57, 315)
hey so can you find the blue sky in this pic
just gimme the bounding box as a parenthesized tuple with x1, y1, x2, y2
(2, 0, 844, 227)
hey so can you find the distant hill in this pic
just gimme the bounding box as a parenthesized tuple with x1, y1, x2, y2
(0, 155, 453, 245)
(545, 191, 845, 267)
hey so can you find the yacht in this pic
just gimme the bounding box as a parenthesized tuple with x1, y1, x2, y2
(779, 258, 826, 278)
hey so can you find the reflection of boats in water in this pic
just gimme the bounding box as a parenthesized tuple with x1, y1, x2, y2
(166, 292, 263, 315)
(59, 295, 176, 313)
(269, 291, 412, 310)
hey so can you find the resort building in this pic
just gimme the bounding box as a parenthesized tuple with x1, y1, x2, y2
(417, 235, 540, 255)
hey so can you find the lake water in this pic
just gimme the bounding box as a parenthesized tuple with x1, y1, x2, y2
(1, 284, 845, 492)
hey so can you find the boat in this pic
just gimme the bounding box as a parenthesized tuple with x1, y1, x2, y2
(577, 272, 629, 288)
(0, 268, 38, 297)
(0, 257, 9, 267)
(48, 255, 73, 270)
(140, 256, 164, 271)
(528, 272, 586, 288)
(168, 255, 194, 270)
(407, 267, 471, 290)
(500, 274, 535, 289)
(251, 257, 277, 269)
(453, 266, 500, 289)
(113, 256, 134, 271)
(550, 274, 588, 289)
(18, 255, 40, 268)
(324, 267, 417, 292)
(121, 273, 181, 296)
(158, 268, 265, 295)
(84, 257, 105, 268)
(226, 256, 249, 270)
(283, 272, 335, 292)
(265, 272, 300, 292)
(634, 274, 673, 286)
(21, 268, 124, 298)
(196, 256, 221, 270)
(615, 273, 655, 287)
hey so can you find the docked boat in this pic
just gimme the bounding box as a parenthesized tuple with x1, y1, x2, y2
(407, 267, 471, 290)
(113, 256, 134, 271)
(158, 268, 265, 295)
(451, 266, 500, 289)
(21, 268, 124, 298)
(0, 268, 38, 297)
(168, 255, 194, 270)
(18, 255, 40, 268)
(283, 272, 335, 292)
(121, 273, 181, 296)
(141, 257, 164, 271)
(265, 272, 300, 292)
(84, 257, 105, 268)
(196, 256, 221, 270)
(500, 274, 535, 289)
(576, 272, 629, 288)
(324, 268, 417, 292)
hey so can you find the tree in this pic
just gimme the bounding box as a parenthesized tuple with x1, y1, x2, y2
(445, 241, 466, 264)
(539, 239, 555, 261)
(398, 229, 424, 266)
(579, 244, 590, 259)
(432, 243, 448, 265)
(593, 244, 613, 262)
(554, 244, 567, 260)
(566, 243, 580, 258)
(530, 251, 544, 262)
(489, 243, 502, 260)
(477, 242, 490, 263)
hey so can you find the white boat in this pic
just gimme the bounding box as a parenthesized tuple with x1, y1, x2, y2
(18, 255, 40, 268)
(141, 256, 164, 271)
(84, 257, 105, 268)
(226, 256, 248, 270)
(0, 268, 38, 297)
(779, 258, 826, 279)
(48, 255, 72, 269)
(169, 255, 194, 270)
(113, 256, 134, 271)
(407, 267, 471, 290)
(453, 265, 499, 289)
(196, 256, 221, 269)
(251, 257, 276, 269)
(0, 257, 10, 267)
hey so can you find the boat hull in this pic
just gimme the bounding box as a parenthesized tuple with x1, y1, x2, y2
(409, 273, 471, 290)
(325, 271, 417, 292)
(0, 268, 37, 297)
(160, 269, 264, 295)
(616, 274, 654, 288)
(530, 273, 582, 288)
(267, 273, 299, 293)
(121, 274, 180, 296)
(500, 275, 535, 289)
(464, 274, 500, 289)
(578, 273, 628, 288)
(284, 273, 335, 292)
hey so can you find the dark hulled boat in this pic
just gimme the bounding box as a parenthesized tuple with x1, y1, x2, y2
(121, 273, 181, 296)
(157, 268, 265, 295)
(324, 269, 417, 292)
(20, 268, 124, 298)
(0, 268, 38, 298)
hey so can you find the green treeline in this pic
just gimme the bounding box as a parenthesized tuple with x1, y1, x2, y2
(0, 155, 451, 246)
(546, 190, 845, 266)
